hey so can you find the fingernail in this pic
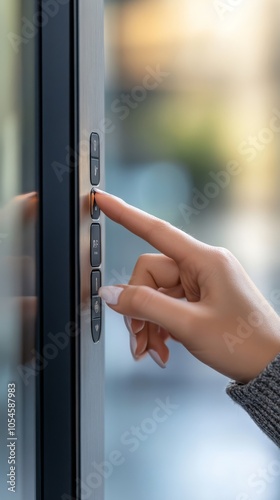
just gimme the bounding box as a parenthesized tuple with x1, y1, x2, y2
(124, 318, 138, 357)
(98, 286, 123, 305)
(148, 350, 166, 369)
(124, 316, 145, 335)
(93, 188, 106, 194)
(124, 316, 145, 359)
(129, 333, 138, 358)
(124, 316, 133, 334)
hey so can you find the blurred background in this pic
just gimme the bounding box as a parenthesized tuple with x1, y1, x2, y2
(104, 1, 280, 499)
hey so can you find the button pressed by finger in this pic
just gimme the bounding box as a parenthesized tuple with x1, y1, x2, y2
(94, 191, 202, 266)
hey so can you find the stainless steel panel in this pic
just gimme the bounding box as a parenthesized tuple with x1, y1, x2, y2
(78, 0, 105, 498)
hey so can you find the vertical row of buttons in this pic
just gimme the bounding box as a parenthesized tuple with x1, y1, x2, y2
(90, 133, 101, 343)
(90, 133, 100, 185)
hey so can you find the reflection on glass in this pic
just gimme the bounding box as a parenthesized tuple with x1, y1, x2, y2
(0, 2, 37, 499)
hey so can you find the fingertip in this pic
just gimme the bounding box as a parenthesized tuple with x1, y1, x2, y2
(93, 188, 107, 195)
(129, 332, 138, 359)
(124, 316, 148, 358)
(99, 285, 124, 305)
(148, 349, 167, 369)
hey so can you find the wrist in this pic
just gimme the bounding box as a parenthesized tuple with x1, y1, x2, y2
(239, 340, 280, 385)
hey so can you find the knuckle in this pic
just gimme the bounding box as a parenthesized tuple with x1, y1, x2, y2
(212, 246, 236, 268)
(135, 253, 154, 269)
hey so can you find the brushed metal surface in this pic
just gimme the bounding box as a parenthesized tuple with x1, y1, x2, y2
(78, 0, 105, 498)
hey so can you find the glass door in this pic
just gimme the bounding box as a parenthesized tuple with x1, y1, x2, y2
(0, 2, 38, 499)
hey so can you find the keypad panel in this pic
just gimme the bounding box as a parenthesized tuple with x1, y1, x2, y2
(90, 133, 102, 342)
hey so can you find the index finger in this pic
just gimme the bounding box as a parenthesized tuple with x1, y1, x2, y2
(94, 190, 203, 264)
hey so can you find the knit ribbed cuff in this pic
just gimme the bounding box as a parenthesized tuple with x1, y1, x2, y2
(226, 353, 280, 447)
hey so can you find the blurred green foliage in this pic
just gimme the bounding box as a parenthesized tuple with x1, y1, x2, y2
(120, 91, 224, 186)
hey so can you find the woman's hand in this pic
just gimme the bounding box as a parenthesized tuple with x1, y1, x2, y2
(95, 190, 280, 383)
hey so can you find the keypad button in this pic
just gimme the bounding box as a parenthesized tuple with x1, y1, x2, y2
(90, 133, 100, 158)
(90, 189, 100, 219)
(92, 297, 101, 319)
(90, 224, 101, 267)
(90, 158, 100, 186)
(91, 270, 101, 295)
(92, 318, 101, 343)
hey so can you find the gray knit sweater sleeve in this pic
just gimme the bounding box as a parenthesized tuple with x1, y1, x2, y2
(226, 353, 280, 447)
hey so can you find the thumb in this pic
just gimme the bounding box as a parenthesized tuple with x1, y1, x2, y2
(98, 284, 198, 344)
